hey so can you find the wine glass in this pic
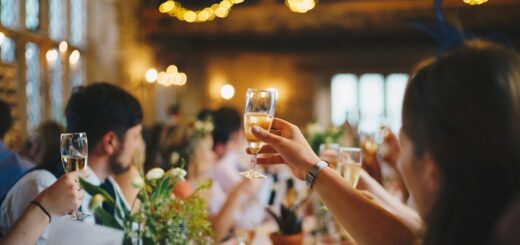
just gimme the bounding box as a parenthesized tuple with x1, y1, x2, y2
(240, 89, 277, 179)
(337, 147, 362, 187)
(60, 132, 89, 220)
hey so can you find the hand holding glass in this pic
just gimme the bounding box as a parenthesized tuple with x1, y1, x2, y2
(60, 132, 89, 220)
(241, 89, 277, 179)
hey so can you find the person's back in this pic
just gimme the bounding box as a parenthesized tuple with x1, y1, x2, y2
(0, 99, 33, 199)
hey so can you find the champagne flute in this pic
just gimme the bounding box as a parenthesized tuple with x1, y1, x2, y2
(241, 89, 277, 179)
(338, 147, 362, 187)
(60, 132, 89, 220)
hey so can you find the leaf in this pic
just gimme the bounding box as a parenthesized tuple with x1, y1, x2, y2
(94, 206, 123, 230)
(79, 178, 115, 207)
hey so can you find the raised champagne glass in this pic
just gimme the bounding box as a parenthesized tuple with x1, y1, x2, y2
(338, 147, 363, 187)
(240, 89, 277, 179)
(60, 132, 89, 220)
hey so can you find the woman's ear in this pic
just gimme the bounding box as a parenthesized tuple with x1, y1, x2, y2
(421, 152, 440, 195)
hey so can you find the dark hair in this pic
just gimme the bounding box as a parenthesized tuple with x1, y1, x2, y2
(212, 107, 241, 146)
(168, 104, 180, 116)
(0, 99, 13, 138)
(197, 108, 214, 121)
(33, 121, 64, 167)
(65, 82, 143, 151)
(402, 41, 520, 245)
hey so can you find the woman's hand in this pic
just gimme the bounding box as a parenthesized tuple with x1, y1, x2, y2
(249, 118, 321, 180)
(35, 170, 88, 216)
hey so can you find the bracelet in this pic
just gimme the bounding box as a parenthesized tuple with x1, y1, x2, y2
(305, 160, 329, 189)
(30, 200, 51, 223)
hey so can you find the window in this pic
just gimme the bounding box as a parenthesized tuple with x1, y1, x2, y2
(26, 42, 41, 130)
(331, 73, 409, 133)
(1, 0, 20, 29)
(49, 0, 66, 41)
(1, 37, 16, 64)
(50, 55, 63, 123)
(25, 0, 40, 30)
(0, 0, 87, 131)
(70, 0, 86, 47)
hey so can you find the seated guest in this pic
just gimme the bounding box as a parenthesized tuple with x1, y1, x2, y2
(251, 41, 520, 245)
(0, 170, 87, 245)
(27, 121, 64, 167)
(0, 82, 143, 244)
(0, 99, 34, 199)
(176, 121, 260, 241)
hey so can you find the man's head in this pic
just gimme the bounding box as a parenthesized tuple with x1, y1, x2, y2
(0, 99, 13, 140)
(212, 107, 243, 159)
(65, 82, 143, 176)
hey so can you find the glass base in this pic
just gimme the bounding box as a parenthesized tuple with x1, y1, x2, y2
(70, 211, 90, 221)
(239, 169, 266, 179)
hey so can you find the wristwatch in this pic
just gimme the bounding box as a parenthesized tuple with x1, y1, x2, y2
(305, 160, 329, 188)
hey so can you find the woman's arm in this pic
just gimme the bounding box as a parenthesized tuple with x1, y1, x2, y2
(251, 118, 418, 245)
(0, 170, 87, 245)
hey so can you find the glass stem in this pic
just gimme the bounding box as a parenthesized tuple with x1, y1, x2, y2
(251, 153, 258, 171)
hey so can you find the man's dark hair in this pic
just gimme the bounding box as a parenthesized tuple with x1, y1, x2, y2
(0, 99, 13, 138)
(65, 82, 143, 151)
(212, 107, 241, 146)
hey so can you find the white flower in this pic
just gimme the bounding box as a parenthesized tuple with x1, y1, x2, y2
(169, 152, 180, 165)
(146, 168, 164, 180)
(89, 194, 104, 210)
(165, 167, 187, 181)
(194, 121, 204, 131)
(131, 176, 145, 188)
(203, 121, 214, 132)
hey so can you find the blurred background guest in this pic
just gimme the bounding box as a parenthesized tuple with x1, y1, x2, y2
(0, 99, 34, 199)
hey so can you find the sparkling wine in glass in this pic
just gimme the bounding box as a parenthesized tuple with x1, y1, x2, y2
(240, 89, 277, 179)
(60, 132, 89, 220)
(338, 147, 362, 187)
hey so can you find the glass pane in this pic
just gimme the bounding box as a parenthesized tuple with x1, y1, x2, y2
(25, 0, 39, 30)
(386, 74, 408, 132)
(50, 55, 64, 123)
(359, 74, 385, 133)
(1, 37, 16, 64)
(331, 74, 358, 126)
(1, 0, 20, 29)
(49, 0, 65, 41)
(70, 54, 83, 89)
(70, 0, 86, 47)
(26, 42, 41, 130)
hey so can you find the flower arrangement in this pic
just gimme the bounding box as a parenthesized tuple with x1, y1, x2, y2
(80, 164, 214, 245)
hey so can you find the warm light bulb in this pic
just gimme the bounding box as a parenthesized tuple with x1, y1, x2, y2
(177, 72, 187, 86)
(159, 1, 176, 13)
(220, 0, 232, 10)
(220, 84, 235, 100)
(69, 50, 80, 65)
(157, 71, 168, 85)
(46, 49, 58, 62)
(0, 32, 5, 44)
(145, 68, 158, 83)
(464, 0, 488, 4)
(215, 7, 228, 18)
(59, 41, 68, 53)
(184, 11, 197, 23)
(166, 65, 178, 74)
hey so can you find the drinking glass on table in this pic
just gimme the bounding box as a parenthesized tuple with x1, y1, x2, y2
(60, 132, 89, 220)
(241, 88, 277, 179)
(337, 147, 362, 187)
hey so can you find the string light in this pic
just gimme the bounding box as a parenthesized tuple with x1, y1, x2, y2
(69, 50, 80, 65)
(145, 65, 188, 87)
(46, 49, 58, 62)
(220, 84, 235, 100)
(286, 0, 316, 13)
(463, 0, 488, 5)
(59, 41, 68, 53)
(159, 0, 243, 23)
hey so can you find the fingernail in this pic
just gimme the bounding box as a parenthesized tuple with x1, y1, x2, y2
(252, 126, 261, 134)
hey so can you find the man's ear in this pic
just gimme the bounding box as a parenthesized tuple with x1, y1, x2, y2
(101, 131, 119, 155)
(421, 152, 440, 195)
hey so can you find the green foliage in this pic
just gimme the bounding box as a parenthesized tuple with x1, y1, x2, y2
(266, 204, 303, 235)
(80, 165, 214, 245)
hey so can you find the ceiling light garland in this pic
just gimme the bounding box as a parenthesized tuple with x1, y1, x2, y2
(159, 0, 243, 23)
(463, 0, 488, 5)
